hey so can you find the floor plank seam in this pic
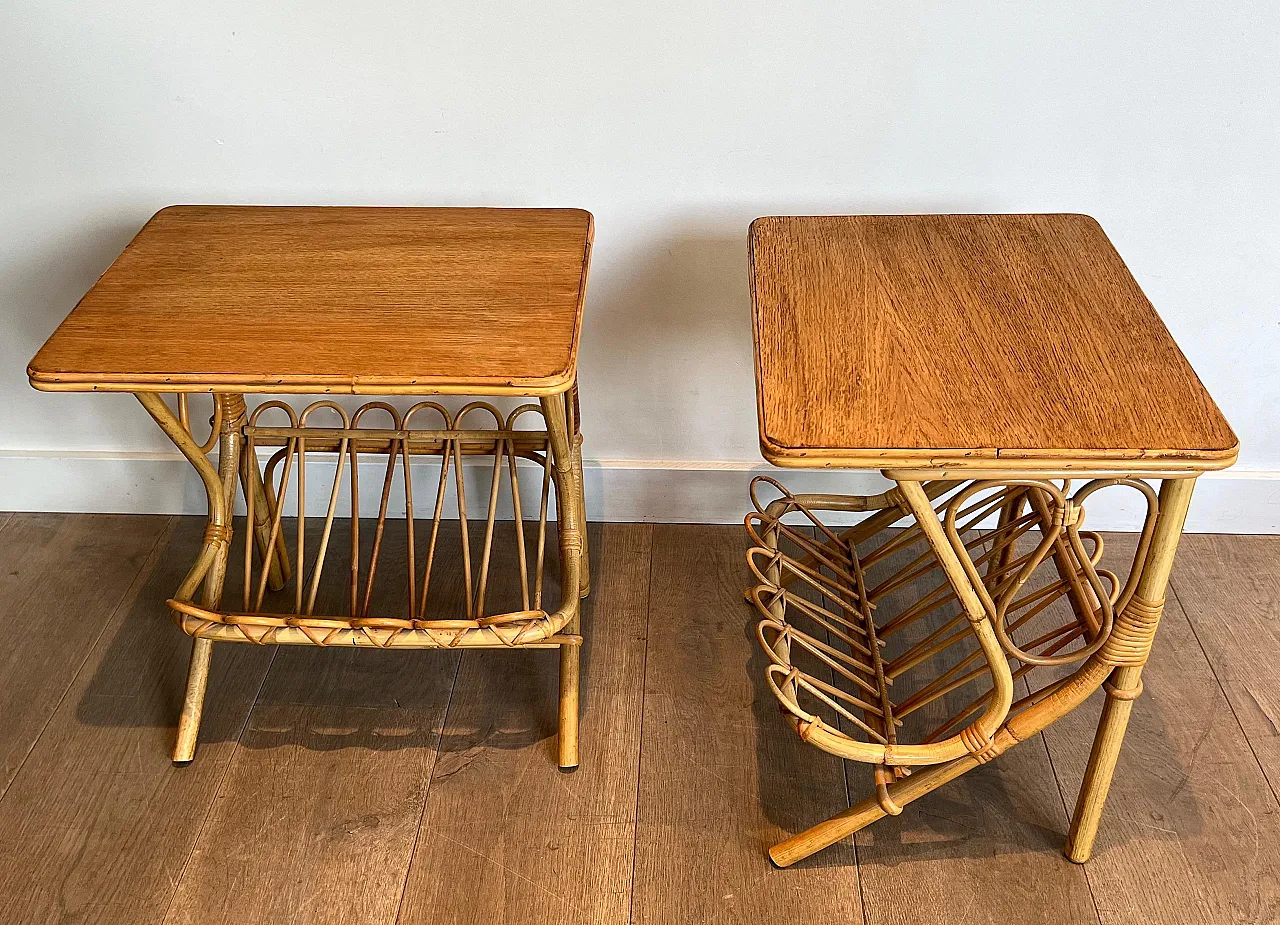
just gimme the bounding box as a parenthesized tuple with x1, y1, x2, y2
(392, 650, 465, 925)
(626, 524, 656, 925)
(158, 641, 281, 925)
(845, 758, 872, 925)
(0, 514, 175, 808)
(1168, 576, 1280, 808)
(1038, 727, 1105, 925)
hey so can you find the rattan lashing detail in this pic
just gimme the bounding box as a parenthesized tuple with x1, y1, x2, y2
(1099, 596, 1165, 667)
(959, 724, 1001, 764)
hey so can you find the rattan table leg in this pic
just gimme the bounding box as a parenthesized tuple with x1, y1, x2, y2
(543, 390, 585, 769)
(137, 392, 244, 763)
(1064, 476, 1196, 862)
(174, 638, 214, 764)
(569, 382, 590, 600)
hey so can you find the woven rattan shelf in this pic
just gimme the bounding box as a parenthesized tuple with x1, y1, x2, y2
(747, 213, 1237, 866)
(30, 205, 594, 769)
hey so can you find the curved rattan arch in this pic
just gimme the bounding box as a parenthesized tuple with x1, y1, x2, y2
(145, 394, 583, 651)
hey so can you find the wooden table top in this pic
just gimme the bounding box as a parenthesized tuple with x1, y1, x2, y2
(29, 206, 593, 395)
(750, 213, 1237, 472)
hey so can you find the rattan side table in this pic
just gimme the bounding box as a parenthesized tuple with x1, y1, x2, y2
(745, 213, 1237, 866)
(29, 205, 594, 769)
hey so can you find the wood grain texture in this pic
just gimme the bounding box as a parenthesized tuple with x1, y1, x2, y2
(397, 523, 652, 925)
(163, 519, 462, 925)
(0, 513, 169, 799)
(1041, 534, 1280, 924)
(632, 524, 863, 925)
(1170, 534, 1280, 801)
(749, 214, 1237, 470)
(28, 206, 593, 395)
(0, 516, 277, 924)
(0, 521, 1275, 924)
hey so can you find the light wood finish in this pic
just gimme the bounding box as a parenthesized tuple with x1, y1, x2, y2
(633, 524, 864, 925)
(397, 523, 651, 925)
(29, 206, 594, 395)
(0, 519, 1278, 922)
(750, 214, 1237, 470)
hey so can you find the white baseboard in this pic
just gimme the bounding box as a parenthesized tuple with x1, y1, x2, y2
(1, 451, 1277, 533)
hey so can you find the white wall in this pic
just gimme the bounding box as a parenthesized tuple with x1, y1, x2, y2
(2, 2, 1278, 529)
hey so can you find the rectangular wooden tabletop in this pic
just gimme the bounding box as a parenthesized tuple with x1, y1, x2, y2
(28, 205, 593, 395)
(750, 213, 1237, 472)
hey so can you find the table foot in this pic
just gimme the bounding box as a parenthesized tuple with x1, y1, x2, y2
(174, 637, 214, 763)
(558, 636, 581, 769)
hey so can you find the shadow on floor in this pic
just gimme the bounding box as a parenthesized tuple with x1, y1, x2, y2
(745, 524, 1198, 867)
(74, 517, 599, 760)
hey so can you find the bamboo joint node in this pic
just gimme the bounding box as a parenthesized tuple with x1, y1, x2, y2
(1102, 678, 1144, 701)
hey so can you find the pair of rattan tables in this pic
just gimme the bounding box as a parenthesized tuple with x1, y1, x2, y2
(28, 207, 1236, 870)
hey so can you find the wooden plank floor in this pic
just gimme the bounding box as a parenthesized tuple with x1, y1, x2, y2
(0, 514, 1275, 925)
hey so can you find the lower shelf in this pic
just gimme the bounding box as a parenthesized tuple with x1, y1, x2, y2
(168, 599, 579, 649)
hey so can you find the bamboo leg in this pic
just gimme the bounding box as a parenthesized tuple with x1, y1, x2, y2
(175, 395, 244, 763)
(558, 613, 581, 771)
(569, 383, 590, 599)
(138, 392, 244, 765)
(543, 390, 584, 770)
(1064, 476, 1196, 862)
(572, 436, 590, 599)
(174, 638, 215, 764)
